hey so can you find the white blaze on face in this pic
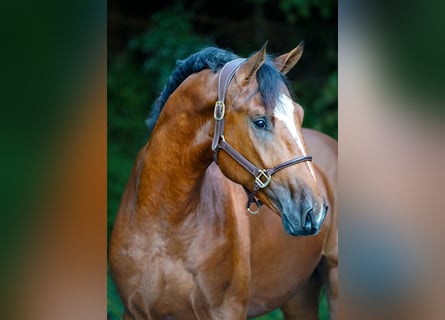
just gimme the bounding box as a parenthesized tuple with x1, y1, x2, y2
(274, 94, 317, 181)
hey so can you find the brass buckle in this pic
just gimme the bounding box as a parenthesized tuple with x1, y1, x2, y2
(214, 101, 225, 120)
(255, 169, 271, 188)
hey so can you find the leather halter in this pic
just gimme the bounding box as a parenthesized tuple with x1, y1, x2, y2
(211, 58, 312, 214)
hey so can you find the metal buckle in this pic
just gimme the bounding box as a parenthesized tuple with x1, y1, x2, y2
(255, 169, 271, 188)
(214, 101, 225, 120)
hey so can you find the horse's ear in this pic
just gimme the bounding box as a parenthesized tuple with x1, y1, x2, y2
(274, 41, 304, 75)
(237, 41, 268, 84)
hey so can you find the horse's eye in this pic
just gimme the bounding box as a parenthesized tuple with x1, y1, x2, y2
(253, 118, 267, 130)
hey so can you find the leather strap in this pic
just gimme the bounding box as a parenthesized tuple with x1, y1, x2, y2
(212, 58, 245, 153)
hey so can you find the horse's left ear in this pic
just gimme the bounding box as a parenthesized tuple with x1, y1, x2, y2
(274, 41, 304, 75)
(236, 41, 268, 84)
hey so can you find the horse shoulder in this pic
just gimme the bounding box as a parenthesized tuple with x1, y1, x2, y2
(108, 144, 155, 301)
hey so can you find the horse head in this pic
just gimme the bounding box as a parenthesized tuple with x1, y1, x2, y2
(214, 42, 328, 236)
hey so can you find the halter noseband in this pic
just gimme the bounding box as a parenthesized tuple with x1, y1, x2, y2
(211, 59, 312, 214)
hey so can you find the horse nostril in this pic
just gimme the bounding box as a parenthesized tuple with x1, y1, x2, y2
(303, 208, 313, 231)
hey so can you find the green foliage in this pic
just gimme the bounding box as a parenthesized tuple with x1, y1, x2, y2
(299, 70, 338, 139)
(128, 6, 212, 91)
(279, 0, 336, 21)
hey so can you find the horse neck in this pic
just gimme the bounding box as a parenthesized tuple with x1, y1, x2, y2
(138, 71, 218, 223)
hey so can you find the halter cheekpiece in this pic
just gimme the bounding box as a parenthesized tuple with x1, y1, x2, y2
(212, 58, 313, 214)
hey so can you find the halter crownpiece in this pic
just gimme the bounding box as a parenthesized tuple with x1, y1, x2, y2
(211, 58, 245, 152)
(212, 59, 312, 214)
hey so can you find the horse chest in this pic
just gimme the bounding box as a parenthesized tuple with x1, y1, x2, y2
(132, 228, 242, 317)
(147, 255, 197, 305)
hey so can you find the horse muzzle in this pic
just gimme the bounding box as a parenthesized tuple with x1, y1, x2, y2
(281, 198, 328, 236)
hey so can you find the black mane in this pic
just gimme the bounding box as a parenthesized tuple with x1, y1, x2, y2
(145, 47, 289, 132)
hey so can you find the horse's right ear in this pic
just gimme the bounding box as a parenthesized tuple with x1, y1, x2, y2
(236, 42, 268, 84)
(274, 41, 304, 75)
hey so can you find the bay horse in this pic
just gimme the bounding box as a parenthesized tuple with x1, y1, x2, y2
(109, 42, 338, 319)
